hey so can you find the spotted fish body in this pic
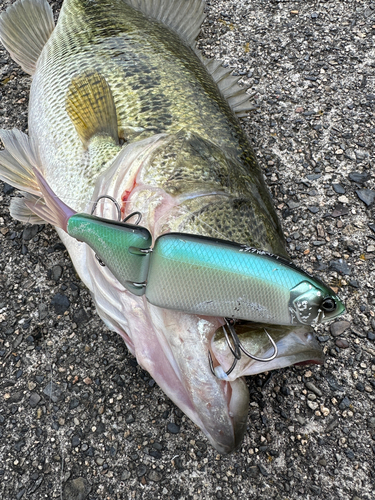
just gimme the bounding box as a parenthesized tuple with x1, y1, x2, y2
(28, 0, 286, 253)
(0, 0, 344, 453)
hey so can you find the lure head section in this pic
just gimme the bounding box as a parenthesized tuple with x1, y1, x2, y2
(289, 280, 345, 325)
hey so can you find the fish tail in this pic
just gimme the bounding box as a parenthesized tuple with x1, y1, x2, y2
(0, 128, 74, 229)
(0, 0, 55, 75)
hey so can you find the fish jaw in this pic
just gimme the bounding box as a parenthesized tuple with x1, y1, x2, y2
(210, 324, 324, 381)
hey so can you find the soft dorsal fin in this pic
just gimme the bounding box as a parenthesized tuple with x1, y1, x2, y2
(66, 71, 119, 148)
(0, 0, 54, 75)
(199, 55, 256, 117)
(125, 0, 206, 47)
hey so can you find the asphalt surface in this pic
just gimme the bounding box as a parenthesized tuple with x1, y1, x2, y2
(0, 0, 374, 499)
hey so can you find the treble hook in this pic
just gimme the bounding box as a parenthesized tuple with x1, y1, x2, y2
(91, 195, 122, 221)
(90, 197, 143, 267)
(122, 211, 142, 225)
(208, 319, 278, 378)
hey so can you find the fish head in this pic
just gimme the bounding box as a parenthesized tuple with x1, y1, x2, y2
(289, 280, 345, 325)
(62, 132, 334, 453)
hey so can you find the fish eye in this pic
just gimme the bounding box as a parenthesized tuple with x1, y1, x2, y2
(321, 297, 337, 312)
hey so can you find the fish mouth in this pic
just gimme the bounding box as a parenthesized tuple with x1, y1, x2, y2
(210, 322, 324, 381)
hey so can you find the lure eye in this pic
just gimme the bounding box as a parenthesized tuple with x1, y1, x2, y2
(321, 297, 337, 312)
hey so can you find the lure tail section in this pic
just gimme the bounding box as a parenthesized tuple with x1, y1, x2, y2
(25, 169, 76, 230)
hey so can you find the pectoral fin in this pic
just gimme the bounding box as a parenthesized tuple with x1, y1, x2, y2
(0, 0, 54, 75)
(66, 71, 119, 149)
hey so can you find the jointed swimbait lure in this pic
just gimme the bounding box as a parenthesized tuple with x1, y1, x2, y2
(32, 169, 344, 327)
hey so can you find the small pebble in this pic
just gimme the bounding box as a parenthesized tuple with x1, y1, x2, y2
(307, 401, 319, 410)
(50, 293, 70, 315)
(356, 189, 375, 206)
(330, 321, 350, 337)
(332, 183, 345, 194)
(167, 422, 180, 434)
(349, 172, 369, 184)
(63, 477, 91, 500)
(305, 382, 323, 396)
(50, 265, 63, 281)
(29, 393, 41, 408)
(336, 339, 349, 349)
(22, 225, 38, 241)
(329, 259, 351, 275)
(148, 470, 162, 482)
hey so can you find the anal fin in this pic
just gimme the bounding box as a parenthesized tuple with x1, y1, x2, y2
(10, 194, 46, 224)
(0, 128, 40, 194)
(0, 0, 54, 75)
(66, 71, 119, 149)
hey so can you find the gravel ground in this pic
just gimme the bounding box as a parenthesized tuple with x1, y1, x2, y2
(0, 0, 374, 499)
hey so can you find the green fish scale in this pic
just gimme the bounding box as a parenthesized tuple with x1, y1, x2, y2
(28, 0, 284, 256)
(146, 235, 299, 324)
(177, 197, 287, 256)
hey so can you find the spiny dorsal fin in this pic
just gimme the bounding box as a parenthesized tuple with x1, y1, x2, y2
(199, 54, 256, 117)
(0, 0, 54, 75)
(125, 0, 206, 47)
(124, 0, 254, 117)
(66, 71, 119, 148)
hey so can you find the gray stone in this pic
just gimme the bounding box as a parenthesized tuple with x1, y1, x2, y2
(51, 265, 63, 281)
(29, 393, 41, 408)
(63, 478, 91, 500)
(305, 382, 323, 397)
(167, 422, 180, 434)
(38, 303, 48, 320)
(22, 225, 38, 241)
(50, 293, 70, 314)
(349, 172, 369, 184)
(332, 183, 346, 194)
(43, 381, 66, 402)
(329, 259, 351, 275)
(330, 321, 350, 337)
(356, 189, 375, 206)
(148, 470, 162, 482)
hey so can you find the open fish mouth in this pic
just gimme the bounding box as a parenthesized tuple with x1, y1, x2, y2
(209, 322, 324, 381)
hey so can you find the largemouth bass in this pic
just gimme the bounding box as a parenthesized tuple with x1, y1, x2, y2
(0, 0, 344, 453)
